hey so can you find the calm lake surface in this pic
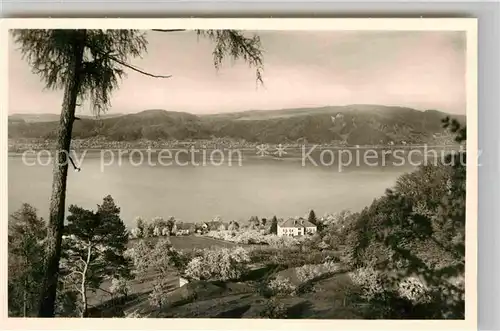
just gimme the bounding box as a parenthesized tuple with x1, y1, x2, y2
(8, 151, 418, 228)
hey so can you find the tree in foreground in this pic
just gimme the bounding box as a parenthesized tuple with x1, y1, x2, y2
(146, 238, 187, 278)
(128, 238, 187, 309)
(149, 282, 169, 314)
(12, 28, 264, 316)
(148, 239, 184, 310)
(185, 247, 250, 281)
(109, 277, 131, 299)
(8, 204, 46, 317)
(343, 118, 467, 318)
(60, 195, 131, 317)
(126, 240, 155, 279)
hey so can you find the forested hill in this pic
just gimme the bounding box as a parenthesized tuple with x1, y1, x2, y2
(8, 105, 466, 145)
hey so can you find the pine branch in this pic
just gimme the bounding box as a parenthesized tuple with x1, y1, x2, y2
(68, 156, 81, 172)
(152, 29, 186, 33)
(109, 56, 172, 79)
(98, 287, 113, 295)
(228, 30, 263, 68)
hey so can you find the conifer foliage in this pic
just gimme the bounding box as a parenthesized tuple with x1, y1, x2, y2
(8, 204, 46, 317)
(60, 195, 132, 317)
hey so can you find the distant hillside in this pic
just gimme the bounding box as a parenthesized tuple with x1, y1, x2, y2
(8, 112, 124, 123)
(8, 105, 466, 145)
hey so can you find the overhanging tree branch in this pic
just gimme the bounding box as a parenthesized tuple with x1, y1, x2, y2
(68, 155, 81, 172)
(152, 29, 264, 84)
(152, 29, 187, 33)
(227, 30, 263, 68)
(108, 56, 172, 79)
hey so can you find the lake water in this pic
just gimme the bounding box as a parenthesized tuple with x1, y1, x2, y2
(8, 150, 417, 227)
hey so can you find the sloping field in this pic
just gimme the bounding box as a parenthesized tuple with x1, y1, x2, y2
(88, 236, 244, 313)
(87, 271, 179, 311)
(128, 235, 241, 251)
(88, 259, 357, 319)
(124, 272, 360, 319)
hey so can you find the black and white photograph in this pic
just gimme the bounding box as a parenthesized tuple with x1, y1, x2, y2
(4, 19, 477, 326)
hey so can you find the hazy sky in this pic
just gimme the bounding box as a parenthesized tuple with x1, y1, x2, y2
(8, 30, 466, 115)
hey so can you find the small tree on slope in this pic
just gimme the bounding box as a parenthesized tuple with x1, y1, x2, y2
(61, 195, 132, 317)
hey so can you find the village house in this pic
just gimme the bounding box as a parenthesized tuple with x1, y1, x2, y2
(175, 222, 196, 236)
(277, 218, 317, 237)
(206, 220, 227, 231)
(194, 222, 209, 234)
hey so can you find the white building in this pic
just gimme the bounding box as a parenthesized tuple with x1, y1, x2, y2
(277, 218, 317, 237)
(178, 276, 189, 288)
(176, 229, 190, 236)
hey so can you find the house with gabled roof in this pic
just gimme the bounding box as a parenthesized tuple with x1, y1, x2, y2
(277, 217, 317, 237)
(176, 222, 196, 235)
(206, 220, 227, 231)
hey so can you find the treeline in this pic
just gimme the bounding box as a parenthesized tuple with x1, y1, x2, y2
(8, 106, 464, 145)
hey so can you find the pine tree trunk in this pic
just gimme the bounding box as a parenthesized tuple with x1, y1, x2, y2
(23, 287, 27, 317)
(38, 30, 86, 317)
(80, 282, 87, 318)
(23, 254, 28, 317)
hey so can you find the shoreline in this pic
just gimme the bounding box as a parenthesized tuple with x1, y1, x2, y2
(8, 143, 463, 154)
